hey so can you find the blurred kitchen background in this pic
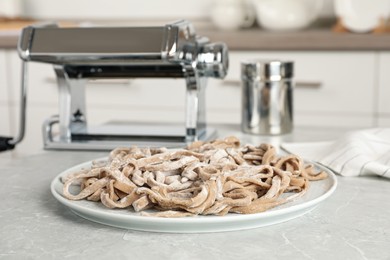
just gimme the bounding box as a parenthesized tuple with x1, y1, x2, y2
(1, 0, 390, 154)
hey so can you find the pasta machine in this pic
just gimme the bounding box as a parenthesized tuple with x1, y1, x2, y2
(4, 20, 228, 151)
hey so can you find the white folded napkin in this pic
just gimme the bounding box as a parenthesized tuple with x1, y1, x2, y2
(281, 128, 390, 178)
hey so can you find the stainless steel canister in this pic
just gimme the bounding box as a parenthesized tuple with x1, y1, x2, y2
(241, 60, 294, 135)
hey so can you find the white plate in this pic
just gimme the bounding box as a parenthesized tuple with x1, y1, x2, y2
(51, 159, 337, 233)
(334, 0, 390, 33)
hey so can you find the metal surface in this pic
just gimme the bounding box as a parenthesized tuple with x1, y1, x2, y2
(241, 60, 294, 135)
(41, 117, 217, 150)
(17, 20, 228, 149)
(8, 61, 28, 146)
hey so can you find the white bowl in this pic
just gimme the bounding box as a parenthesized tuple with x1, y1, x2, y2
(334, 0, 390, 33)
(253, 0, 324, 31)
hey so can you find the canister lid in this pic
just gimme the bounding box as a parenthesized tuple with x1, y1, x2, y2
(241, 60, 293, 81)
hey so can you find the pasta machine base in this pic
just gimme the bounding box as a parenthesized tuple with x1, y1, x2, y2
(43, 119, 217, 150)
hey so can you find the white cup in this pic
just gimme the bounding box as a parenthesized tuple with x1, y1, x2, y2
(0, 0, 22, 18)
(211, 0, 256, 31)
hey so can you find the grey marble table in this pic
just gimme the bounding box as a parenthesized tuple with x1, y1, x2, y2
(1, 125, 389, 260)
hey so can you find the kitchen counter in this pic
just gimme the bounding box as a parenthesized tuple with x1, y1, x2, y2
(203, 28, 390, 51)
(1, 124, 389, 259)
(1, 19, 390, 50)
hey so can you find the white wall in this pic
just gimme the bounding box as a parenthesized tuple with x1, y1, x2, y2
(22, 0, 211, 20)
(21, 0, 336, 21)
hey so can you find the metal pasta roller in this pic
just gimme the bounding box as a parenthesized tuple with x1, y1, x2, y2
(8, 20, 228, 150)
